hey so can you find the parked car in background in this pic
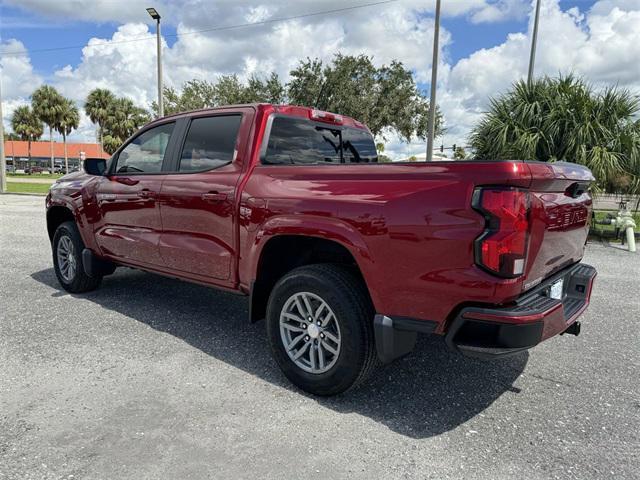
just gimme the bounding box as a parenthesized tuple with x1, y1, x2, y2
(45, 104, 597, 395)
(25, 166, 45, 175)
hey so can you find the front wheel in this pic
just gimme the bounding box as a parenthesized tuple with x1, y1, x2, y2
(52, 221, 102, 293)
(266, 264, 377, 396)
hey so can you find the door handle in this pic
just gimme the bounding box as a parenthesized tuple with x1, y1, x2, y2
(201, 192, 227, 202)
(137, 189, 156, 200)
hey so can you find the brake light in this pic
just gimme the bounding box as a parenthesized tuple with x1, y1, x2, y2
(310, 109, 343, 124)
(472, 187, 530, 278)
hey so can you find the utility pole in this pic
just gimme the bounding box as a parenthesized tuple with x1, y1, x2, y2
(528, 0, 542, 84)
(0, 79, 7, 193)
(147, 7, 164, 117)
(426, 0, 441, 162)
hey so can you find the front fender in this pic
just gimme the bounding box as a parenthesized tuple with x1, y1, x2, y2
(47, 181, 99, 252)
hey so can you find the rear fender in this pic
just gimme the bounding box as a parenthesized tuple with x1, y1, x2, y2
(246, 214, 380, 306)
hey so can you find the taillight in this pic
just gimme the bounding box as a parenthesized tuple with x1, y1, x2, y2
(472, 187, 530, 278)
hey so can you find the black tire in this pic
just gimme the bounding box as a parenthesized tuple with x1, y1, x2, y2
(52, 221, 102, 293)
(266, 264, 377, 396)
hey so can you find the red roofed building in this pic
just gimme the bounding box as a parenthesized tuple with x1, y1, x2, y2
(4, 140, 110, 172)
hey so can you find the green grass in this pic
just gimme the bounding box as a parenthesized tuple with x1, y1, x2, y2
(6, 182, 52, 195)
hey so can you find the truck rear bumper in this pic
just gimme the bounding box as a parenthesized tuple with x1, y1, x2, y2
(373, 262, 596, 363)
(445, 262, 597, 359)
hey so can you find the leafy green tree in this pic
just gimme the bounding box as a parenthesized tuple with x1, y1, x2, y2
(157, 80, 216, 115)
(247, 72, 286, 104)
(102, 98, 150, 154)
(288, 54, 443, 142)
(10, 105, 43, 164)
(85, 88, 116, 154)
(153, 73, 286, 116)
(32, 85, 65, 173)
(4, 130, 22, 141)
(57, 98, 80, 173)
(470, 75, 640, 193)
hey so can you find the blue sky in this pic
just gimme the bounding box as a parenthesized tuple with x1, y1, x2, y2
(0, 1, 598, 80)
(2, 0, 637, 158)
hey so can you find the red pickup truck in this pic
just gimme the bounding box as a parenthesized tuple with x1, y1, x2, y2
(46, 104, 597, 395)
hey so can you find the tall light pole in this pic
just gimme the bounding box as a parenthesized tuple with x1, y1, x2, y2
(527, 0, 542, 84)
(147, 7, 164, 117)
(426, 0, 441, 162)
(0, 79, 7, 193)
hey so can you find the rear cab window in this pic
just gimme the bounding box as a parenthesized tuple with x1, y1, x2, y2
(263, 116, 377, 165)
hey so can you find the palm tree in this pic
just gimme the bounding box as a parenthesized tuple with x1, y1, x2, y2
(470, 75, 640, 193)
(85, 88, 115, 154)
(10, 105, 44, 166)
(32, 85, 65, 173)
(102, 98, 150, 154)
(56, 99, 80, 174)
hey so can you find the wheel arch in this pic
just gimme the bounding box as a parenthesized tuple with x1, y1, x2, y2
(248, 231, 375, 323)
(46, 205, 76, 242)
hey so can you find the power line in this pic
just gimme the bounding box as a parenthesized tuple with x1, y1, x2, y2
(0, 0, 399, 58)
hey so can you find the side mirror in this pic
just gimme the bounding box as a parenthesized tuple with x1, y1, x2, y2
(83, 158, 107, 176)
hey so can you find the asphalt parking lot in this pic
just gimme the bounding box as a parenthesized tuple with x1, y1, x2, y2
(1, 194, 638, 480)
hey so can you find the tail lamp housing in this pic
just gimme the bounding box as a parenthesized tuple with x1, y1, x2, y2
(472, 187, 531, 278)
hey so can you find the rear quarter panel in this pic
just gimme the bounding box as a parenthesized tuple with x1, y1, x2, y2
(240, 161, 534, 330)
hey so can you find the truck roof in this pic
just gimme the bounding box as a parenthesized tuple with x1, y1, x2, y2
(149, 103, 368, 130)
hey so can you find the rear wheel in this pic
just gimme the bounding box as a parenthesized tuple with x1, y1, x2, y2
(53, 221, 102, 293)
(266, 264, 377, 396)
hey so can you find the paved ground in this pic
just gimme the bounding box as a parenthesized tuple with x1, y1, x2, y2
(1, 194, 638, 480)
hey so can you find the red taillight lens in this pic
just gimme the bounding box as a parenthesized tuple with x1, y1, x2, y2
(473, 187, 530, 278)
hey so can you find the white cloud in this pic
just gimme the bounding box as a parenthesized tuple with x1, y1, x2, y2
(52, 23, 160, 106)
(4, 0, 531, 26)
(0, 39, 42, 100)
(0, 39, 43, 133)
(3, 0, 640, 158)
(40, 2, 450, 106)
(470, 0, 530, 23)
(435, 0, 640, 149)
(2, 0, 176, 26)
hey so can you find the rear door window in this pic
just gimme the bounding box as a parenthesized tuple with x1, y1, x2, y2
(178, 115, 242, 172)
(264, 117, 377, 165)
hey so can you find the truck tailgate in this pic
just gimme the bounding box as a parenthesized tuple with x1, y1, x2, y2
(523, 162, 594, 291)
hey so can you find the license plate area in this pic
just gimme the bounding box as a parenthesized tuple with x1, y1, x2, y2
(549, 278, 564, 300)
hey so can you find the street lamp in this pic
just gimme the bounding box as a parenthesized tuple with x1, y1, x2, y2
(147, 7, 163, 117)
(527, 0, 542, 84)
(426, 0, 441, 162)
